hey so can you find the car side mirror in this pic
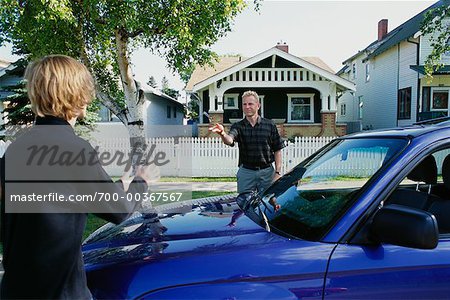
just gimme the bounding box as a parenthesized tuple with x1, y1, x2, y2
(370, 204, 439, 249)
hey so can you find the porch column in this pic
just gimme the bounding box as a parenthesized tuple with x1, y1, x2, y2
(329, 83, 337, 112)
(216, 93, 224, 112)
(198, 93, 203, 124)
(318, 83, 341, 137)
(208, 93, 216, 114)
(207, 84, 224, 125)
(320, 91, 329, 112)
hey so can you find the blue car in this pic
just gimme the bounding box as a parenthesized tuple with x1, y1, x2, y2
(83, 120, 450, 299)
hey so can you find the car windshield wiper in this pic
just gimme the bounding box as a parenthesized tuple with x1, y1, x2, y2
(257, 203, 271, 232)
(236, 191, 272, 232)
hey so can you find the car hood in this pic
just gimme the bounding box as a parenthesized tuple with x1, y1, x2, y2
(83, 197, 270, 268)
(83, 197, 336, 299)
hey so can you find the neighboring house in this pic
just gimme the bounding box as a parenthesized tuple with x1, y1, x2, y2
(0, 59, 22, 130)
(185, 43, 355, 138)
(93, 85, 186, 139)
(338, 1, 450, 131)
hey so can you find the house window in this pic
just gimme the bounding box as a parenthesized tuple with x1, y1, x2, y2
(352, 63, 357, 79)
(167, 105, 171, 118)
(224, 93, 239, 109)
(358, 96, 364, 119)
(173, 106, 177, 118)
(340, 103, 346, 116)
(431, 88, 449, 113)
(397, 87, 411, 120)
(365, 63, 370, 82)
(288, 94, 314, 122)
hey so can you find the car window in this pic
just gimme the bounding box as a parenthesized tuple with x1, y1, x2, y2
(385, 146, 450, 235)
(257, 138, 408, 241)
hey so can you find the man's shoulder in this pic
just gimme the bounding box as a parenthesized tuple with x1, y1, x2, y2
(6, 126, 94, 153)
(260, 117, 275, 126)
(231, 119, 246, 128)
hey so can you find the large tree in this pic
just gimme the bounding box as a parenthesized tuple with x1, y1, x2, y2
(0, 0, 252, 164)
(421, 0, 450, 76)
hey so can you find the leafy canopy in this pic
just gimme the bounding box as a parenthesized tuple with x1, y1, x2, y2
(0, 0, 251, 110)
(421, 0, 450, 76)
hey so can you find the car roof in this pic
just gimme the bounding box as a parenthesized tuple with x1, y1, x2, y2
(343, 120, 450, 139)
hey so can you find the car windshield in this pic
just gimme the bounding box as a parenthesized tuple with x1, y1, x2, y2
(241, 138, 408, 241)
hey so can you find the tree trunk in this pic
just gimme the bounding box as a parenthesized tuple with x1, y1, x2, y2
(115, 29, 147, 171)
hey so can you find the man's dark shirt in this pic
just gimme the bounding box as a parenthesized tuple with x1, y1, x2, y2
(1, 116, 147, 299)
(228, 117, 285, 167)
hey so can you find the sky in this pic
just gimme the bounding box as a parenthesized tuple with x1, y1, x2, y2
(0, 0, 436, 94)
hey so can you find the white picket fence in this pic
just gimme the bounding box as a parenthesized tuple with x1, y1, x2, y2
(4, 136, 450, 178)
(89, 136, 336, 177)
(0, 137, 337, 177)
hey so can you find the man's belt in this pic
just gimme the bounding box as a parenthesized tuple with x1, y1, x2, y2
(241, 164, 272, 171)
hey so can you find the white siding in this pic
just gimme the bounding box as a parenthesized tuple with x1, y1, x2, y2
(398, 40, 419, 127)
(337, 91, 355, 123)
(363, 48, 399, 129)
(146, 93, 184, 126)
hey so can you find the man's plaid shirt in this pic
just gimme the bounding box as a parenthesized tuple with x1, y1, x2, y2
(228, 116, 285, 167)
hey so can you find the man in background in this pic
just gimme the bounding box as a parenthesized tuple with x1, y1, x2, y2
(209, 90, 285, 195)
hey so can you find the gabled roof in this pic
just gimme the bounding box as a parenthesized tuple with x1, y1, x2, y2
(185, 56, 245, 91)
(343, 1, 443, 63)
(300, 56, 335, 73)
(142, 84, 184, 108)
(187, 47, 355, 92)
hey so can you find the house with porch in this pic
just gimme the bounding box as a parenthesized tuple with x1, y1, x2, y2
(185, 44, 356, 138)
(338, 1, 450, 130)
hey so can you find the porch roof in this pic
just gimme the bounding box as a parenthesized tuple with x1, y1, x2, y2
(410, 65, 450, 75)
(186, 47, 355, 92)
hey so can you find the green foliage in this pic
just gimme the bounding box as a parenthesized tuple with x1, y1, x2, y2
(147, 76, 157, 88)
(421, 1, 450, 77)
(0, 60, 34, 127)
(0, 0, 251, 104)
(161, 75, 179, 99)
(185, 94, 200, 120)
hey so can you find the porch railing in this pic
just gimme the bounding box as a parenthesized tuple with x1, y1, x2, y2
(222, 68, 325, 83)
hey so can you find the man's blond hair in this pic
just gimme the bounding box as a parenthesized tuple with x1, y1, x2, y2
(25, 55, 95, 121)
(242, 90, 259, 102)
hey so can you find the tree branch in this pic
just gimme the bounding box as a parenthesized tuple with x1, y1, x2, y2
(96, 89, 128, 124)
